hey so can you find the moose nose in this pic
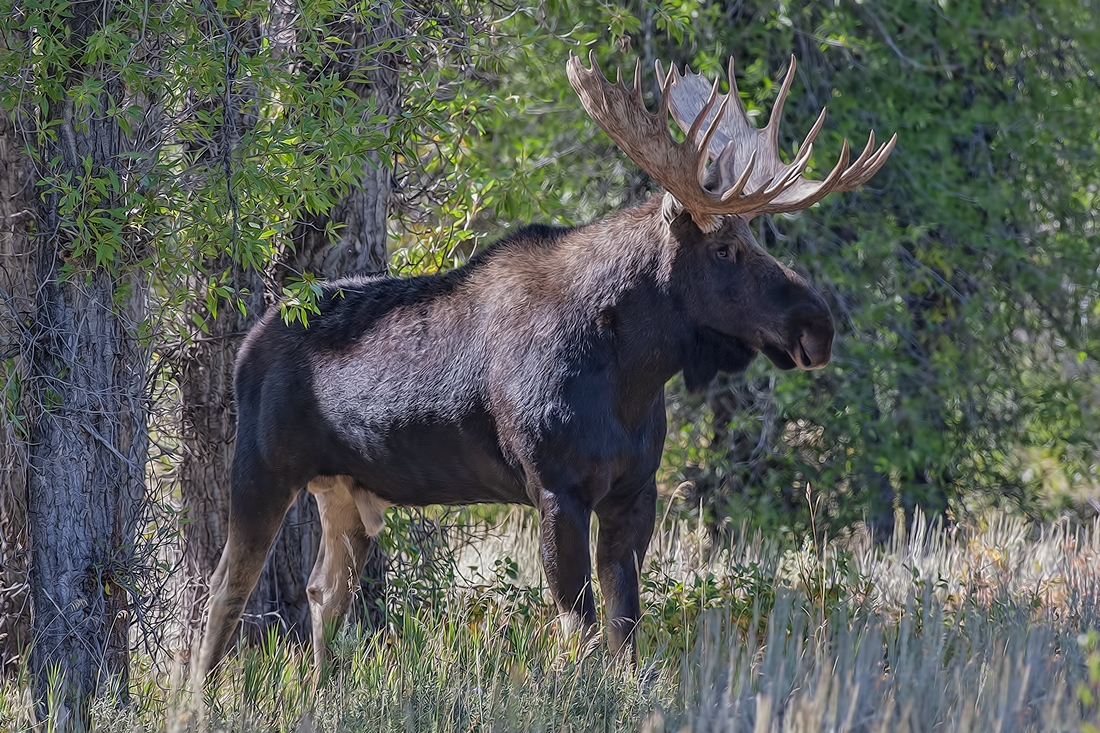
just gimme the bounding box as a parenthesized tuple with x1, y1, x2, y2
(793, 320, 834, 370)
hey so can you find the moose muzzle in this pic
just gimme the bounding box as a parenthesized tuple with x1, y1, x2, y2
(761, 302, 834, 371)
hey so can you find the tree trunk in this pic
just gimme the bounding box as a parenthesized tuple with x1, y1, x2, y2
(0, 87, 35, 676)
(179, 7, 398, 648)
(175, 8, 267, 656)
(28, 269, 147, 716)
(177, 262, 264, 653)
(24, 10, 157, 722)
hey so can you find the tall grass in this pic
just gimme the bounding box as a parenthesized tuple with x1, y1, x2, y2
(3, 509, 1100, 731)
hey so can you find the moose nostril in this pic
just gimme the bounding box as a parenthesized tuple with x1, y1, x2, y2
(798, 329, 831, 368)
(798, 338, 812, 367)
(796, 330, 822, 365)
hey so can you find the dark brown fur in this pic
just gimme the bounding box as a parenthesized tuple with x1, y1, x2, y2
(197, 196, 833, 676)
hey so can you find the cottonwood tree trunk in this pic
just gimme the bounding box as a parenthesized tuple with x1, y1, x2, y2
(176, 11, 266, 657)
(180, 7, 398, 649)
(28, 269, 147, 717)
(0, 91, 35, 676)
(24, 8, 158, 722)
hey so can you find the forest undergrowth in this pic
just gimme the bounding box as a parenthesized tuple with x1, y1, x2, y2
(3, 507, 1100, 732)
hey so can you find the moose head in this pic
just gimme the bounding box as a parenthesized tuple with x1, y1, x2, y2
(568, 53, 895, 382)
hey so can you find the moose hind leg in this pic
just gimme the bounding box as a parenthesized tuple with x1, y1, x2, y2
(197, 475, 300, 681)
(306, 476, 385, 677)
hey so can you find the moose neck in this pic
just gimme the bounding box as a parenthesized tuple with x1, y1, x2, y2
(564, 196, 706, 426)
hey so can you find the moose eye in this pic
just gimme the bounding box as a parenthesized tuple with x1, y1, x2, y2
(715, 246, 731, 260)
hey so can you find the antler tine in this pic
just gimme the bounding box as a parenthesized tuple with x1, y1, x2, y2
(870, 133, 899, 171)
(737, 136, 817, 214)
(799, 106, 828, 157)
(720, 149, 758, 201)
(749, 139, 821, 210)
(838, 132, 897, 189)
(699, 94, 732, 152)
(765, 56, 797, 147)
(764, 143, 814, 197)
(656, 60, 675, 121)
(695, 93, 732, 186)
(753, 139, 852, 216)
(850, 131, 878, 171)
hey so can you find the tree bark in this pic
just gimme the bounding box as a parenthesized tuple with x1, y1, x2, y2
(179, 7, 398, 649)
(24, 9, 157, 721)
(177, 262, 264, 653)
(175, 9, 267, 656)
(28, 269, 147, 716)
(0, 81, 35, 676)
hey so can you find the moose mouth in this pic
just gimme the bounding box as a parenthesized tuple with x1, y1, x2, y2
(696, 328, 800, 374)
(692, 328, 759, 377)
(761, 342, 798, 371)
(761, 335, 829, 371)
(690, 328, 825, 381)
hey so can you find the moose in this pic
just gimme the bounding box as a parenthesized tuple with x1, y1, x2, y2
(198, 51, 895, 677)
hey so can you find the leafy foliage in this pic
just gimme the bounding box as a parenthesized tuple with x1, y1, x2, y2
(402, 0, 1100, 534)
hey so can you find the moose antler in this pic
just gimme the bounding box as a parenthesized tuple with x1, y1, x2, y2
(566, 52, 897, 228)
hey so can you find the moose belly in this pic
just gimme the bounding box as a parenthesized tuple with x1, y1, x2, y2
(320, 418, 529, 507)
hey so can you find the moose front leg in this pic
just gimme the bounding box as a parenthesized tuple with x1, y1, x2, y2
(596, 482, 657, 660)
(537, 490, 597, 638)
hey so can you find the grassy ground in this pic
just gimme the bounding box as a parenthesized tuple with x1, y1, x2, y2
(3, 509, 1100, 732)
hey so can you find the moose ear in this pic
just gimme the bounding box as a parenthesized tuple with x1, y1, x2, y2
(666, 204, 711, 246)
(661, 192, 683, 224)
(664, 192, 722, 233)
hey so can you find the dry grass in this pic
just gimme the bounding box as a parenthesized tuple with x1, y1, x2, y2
(3, 509, 1100, 732)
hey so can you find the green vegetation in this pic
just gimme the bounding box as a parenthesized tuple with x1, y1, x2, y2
(2, 0, 1100, 727)
(401, 0, 1100, 531)
(2, 510, 1099, 731)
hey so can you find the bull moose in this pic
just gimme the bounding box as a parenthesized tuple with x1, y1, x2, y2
(197, 52, 896, 677)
